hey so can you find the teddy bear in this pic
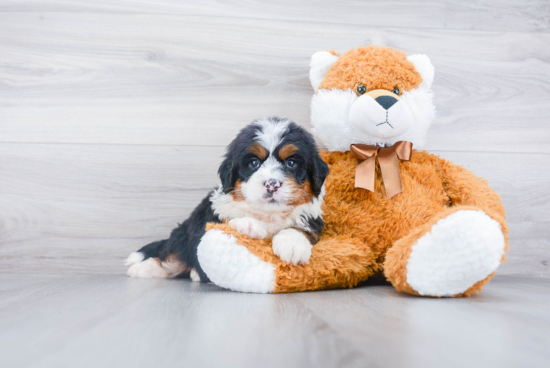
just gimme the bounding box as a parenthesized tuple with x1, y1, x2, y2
(196, 46, 508, 297)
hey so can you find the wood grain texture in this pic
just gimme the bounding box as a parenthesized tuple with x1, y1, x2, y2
(0, 144, 222, 274)
(0, 274, 549, 368)
(0, 144, 548, 276)
(0, 1, 548, 277)
(1, 13, 550, 152)
(1, 0, 549, 32)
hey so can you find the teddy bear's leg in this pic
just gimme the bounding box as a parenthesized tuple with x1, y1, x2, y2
(384, 206, 507, 297)
(198, 223, 377, 293)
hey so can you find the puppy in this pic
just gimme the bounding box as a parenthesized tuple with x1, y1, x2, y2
(125, 117, 329, 281)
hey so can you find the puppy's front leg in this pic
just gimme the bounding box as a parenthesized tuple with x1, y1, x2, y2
(229, 217, 268, 239)
(272, 229, 313, 265)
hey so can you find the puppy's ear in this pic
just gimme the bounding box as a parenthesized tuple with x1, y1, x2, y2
(218, 156, 234, 193)
(308, 156, 329, 196)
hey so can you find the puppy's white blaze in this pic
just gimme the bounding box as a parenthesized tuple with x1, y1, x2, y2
(190, 269, 201, 282)
(272, 228, 313, 265)
(253, 117, 291, 152)
(241, 156, 286, 205)
(127, 258, 169, 278)
(229, 217, 268, 239)
(124, 251, 144, 266)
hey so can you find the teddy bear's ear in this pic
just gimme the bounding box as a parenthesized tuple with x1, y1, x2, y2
(309, 51, 339, 91)
(407, 54, 434, 89)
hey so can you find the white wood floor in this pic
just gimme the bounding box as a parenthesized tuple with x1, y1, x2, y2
(0, 274, 549, 368)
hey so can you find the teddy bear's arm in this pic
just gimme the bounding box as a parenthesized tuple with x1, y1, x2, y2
(200, 222, 377, 293)
(435, 157, 506, 222)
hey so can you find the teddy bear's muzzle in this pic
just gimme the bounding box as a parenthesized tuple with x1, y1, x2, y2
(349, 91, 414, 140)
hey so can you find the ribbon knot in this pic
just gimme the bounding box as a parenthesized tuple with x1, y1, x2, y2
(350, 141, 413, 199)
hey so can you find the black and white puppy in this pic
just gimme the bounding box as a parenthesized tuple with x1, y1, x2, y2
(125, 117, 329, 281)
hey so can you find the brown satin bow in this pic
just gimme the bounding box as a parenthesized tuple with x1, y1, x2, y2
(350, 141, 413, 199)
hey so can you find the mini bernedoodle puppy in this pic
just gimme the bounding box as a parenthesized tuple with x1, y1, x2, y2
(125, 117, 329, 282)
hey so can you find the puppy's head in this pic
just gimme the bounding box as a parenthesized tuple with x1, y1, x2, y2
(218, 117, 328, 210)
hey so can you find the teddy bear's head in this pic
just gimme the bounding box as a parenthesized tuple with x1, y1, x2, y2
(309, 46, 436, 151)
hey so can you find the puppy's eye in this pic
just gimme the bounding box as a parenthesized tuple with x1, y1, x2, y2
(356, 84, 367, 96)
(285, 159, 297, 169)
(392, 87, 401, 96)
(248, 158, 260, 169)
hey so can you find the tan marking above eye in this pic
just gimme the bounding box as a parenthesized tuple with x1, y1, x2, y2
(278, 144, 299, 160)
(248, 143, 268, 160)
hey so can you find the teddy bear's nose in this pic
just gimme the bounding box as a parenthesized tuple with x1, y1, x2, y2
(375, 96, 398, 110)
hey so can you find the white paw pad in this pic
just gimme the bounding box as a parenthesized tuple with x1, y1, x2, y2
(127, 257, 169, 278)
(406, 210, 505, 296)
(229, 217, 268, 239)
(272, 228, 313, 265)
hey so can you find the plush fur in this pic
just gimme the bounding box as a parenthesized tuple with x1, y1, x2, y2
(197, 46, 508, 297)
(126, 117, 328, 280)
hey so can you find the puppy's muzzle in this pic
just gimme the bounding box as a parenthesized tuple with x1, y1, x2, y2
(265, 179, 281, 194)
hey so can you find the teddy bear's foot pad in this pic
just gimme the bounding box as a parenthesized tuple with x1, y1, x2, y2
(197, 229, 276, 293)
(406, 210, 505, 297)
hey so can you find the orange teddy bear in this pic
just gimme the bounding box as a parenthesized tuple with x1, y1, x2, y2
(197, 46, 508, 297)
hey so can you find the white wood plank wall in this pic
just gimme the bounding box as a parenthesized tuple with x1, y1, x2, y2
(0, 1, 549, 276)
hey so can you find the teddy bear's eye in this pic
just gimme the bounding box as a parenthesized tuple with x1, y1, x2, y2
(356, 84, 367, 96)
(392, 87, 401, 96)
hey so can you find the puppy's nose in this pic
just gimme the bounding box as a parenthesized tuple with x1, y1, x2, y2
(265, 179, 281, 193)
(375, 95, 398, 110)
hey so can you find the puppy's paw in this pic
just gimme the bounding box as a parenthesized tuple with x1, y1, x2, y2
(127, 258, 169, 278)
(190, 268, 201, 282)
(272, 229, 312, 265)
(229, 217, 268, 239)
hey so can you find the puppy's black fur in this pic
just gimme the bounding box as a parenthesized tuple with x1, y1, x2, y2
(131, 117, 328, 282)
(219, 121, 328, 196)
(137, 195, 220, 282)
